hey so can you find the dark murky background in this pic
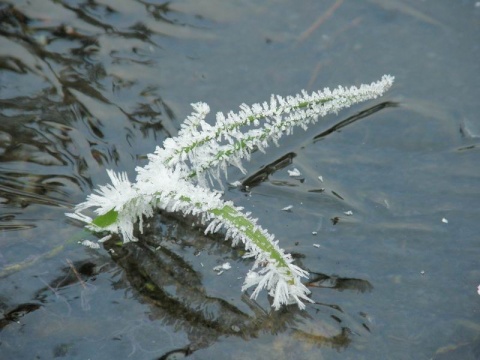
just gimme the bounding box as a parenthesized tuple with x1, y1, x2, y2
(1, 0, 479, 359)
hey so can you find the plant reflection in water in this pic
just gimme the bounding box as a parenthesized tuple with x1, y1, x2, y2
(98, 211, 371, 357)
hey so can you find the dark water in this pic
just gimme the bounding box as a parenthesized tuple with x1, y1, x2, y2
(1, 0, 479, 359)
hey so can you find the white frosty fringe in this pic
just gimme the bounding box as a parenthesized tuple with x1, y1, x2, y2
(159, 74, 394, 186)
(68, 75, 394, 310)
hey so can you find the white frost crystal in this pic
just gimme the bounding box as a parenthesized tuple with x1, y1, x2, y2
(67, 75, 394, 310)
(80, 240, 101, 249)
(214, 262, 232, 275)
(288, 168, 302, 177)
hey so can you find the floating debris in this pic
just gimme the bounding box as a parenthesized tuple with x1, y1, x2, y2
(308, 188, 325, 193)
(312, 231, 318, 235)
(313, 244, 321, 248)
(318, 176, 323, 182)
(288, 168, 302, 177)
(331, 217, 340, 225)
(344, 210, 353, 216)
(282, 205, 293, 211)
(442, 218, 448, 224)
(331, 191, 344, 200)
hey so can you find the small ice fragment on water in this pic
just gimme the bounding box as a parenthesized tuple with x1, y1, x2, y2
(213, 262, 231, 275)
(442, 218, 448, 224)
(477, 285, 480, 295)
(313, 244, 321, 248)
(312, 231, 318, 235)
(231, 325, 241, 332)
(344, 210, 353, 216)
(36, 35, 48, 46)
(80, 240, 100, 249)
(282, 205, 293, 211)
(318, 176, 323, 182)
(288, 168, 301, 177)
(229, 180, 242, 187)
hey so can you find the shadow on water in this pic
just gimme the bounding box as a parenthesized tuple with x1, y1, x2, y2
(312, 101, 399, 143)
(242, 101, 398, 191)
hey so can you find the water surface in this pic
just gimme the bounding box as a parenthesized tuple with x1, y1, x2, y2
(1, 1, 479, 359)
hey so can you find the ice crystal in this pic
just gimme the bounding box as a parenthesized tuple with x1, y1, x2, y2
(80, 240, 100, 249)
(67, 75, 394, 310)
(288, 168, 302, 177)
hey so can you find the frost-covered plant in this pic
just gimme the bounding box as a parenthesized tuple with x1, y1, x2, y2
(67, 75, 394, 310)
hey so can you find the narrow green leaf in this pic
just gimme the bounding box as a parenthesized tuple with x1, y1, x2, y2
(92, 209, 118, 228)
(210, 205, 293, 281)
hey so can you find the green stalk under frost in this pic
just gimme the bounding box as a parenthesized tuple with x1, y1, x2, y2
(91, 201, 293, 278)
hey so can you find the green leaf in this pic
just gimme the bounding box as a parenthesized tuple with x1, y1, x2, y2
(210, 205, 293, 282)
(92, 209, 118, 228)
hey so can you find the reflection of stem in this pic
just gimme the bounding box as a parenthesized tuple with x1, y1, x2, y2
(0, 183, 72, 208)
(298, 0, 344, 43)
(66, 258, 86, 289)
(0, 244, 63, 278)
(105, 240, 259, 338)
(0, 229, 89, 279)
(292, 327, 351, 350)
(38, 276, 73, 316)
(104, 236, 353, 353)
(306, 61, 326, 91)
